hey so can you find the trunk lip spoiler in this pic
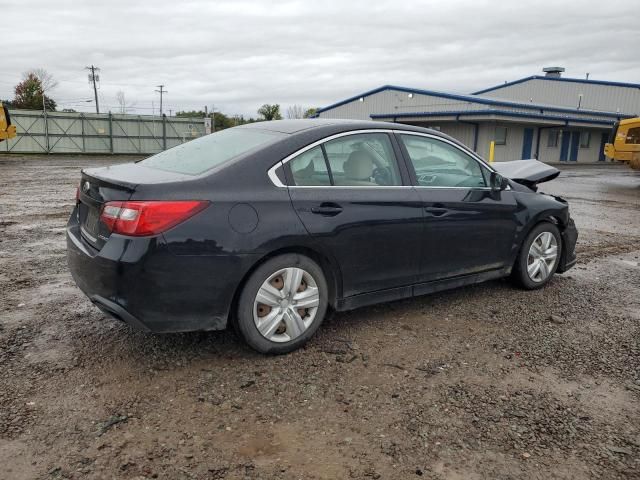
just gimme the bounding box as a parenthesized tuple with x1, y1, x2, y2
(81, 168, 138, 192)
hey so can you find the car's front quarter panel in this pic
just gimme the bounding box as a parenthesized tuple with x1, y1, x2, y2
(509, 188, 576, 269)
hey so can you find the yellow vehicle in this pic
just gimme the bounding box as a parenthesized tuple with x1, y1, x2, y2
(604, 117, 640, 170)
(0, 102, 17, 142)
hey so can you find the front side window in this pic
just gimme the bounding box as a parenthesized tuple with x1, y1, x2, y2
(399, 134, 487, 188)
(139, 127, 285, 175)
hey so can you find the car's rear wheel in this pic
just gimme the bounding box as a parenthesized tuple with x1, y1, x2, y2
(512, 222, 562, 289)
(236, 254, 328, 354)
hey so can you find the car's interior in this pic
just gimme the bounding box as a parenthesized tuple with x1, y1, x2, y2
(401, 136, 487, 188)
(290, 134, 488, 188)
(291, 138, 401, 187)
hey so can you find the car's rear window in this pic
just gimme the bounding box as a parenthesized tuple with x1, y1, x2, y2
(138, 128, 285, 175)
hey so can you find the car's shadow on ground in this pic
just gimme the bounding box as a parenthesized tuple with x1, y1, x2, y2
(76, 276, 545, 368)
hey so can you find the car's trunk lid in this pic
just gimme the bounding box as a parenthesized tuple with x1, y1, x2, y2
(77, 162, 198, 250)
(77, 170, 135, 250)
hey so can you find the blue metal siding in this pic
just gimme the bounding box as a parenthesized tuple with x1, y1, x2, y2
(371, 109, 618, 126)
(521, 128, 534, 159)
(598, 132, 608, 161)
(560, 132, 570, 161)
(473, 75, 640, 95)
(317, 85, 629, 119)
(569, 131, 580, 161)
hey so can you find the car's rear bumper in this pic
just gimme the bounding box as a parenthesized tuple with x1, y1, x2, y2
(557, 217, 578, 273)
(66, 210, 258, 333)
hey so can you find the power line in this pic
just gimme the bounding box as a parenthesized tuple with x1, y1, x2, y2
(155, 85, 167, 116)
(85, 65, 100, 114)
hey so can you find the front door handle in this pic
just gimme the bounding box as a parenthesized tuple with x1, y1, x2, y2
(311, 203, 343, 216)
(424, 204, 448, 217)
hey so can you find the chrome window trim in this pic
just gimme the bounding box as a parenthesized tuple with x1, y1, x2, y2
(267, 160, 286, 187)
(266, 129, 397, 189)
(265, 128, 508, 190)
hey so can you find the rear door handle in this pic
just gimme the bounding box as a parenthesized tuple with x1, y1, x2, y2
(311, 203, 343, 216)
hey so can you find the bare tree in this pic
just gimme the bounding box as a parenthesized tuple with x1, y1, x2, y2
(28, 68, 58, 92)
(286, 104, 305, 119)
(116, 91, 126, 114)
(115, 90, 135, 114)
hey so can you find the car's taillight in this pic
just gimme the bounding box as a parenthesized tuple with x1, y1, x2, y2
(100, 200, 209, 236)
(75, 186, 80, 202)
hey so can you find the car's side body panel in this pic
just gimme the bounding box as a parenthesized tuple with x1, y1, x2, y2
(66, 120, 577, 334)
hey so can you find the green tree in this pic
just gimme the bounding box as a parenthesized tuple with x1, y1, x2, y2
(258, 104, 282, 121)
(12, 72, 57, 111)
(304, 107, 318, 118)
(176, 110, 259, 131)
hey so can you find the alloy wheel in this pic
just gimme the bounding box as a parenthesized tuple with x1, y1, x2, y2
(253, 267, 320, 343)
(526, 231, 558, 282)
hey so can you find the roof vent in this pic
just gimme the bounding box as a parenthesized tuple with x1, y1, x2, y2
(543, 67, 565, 78)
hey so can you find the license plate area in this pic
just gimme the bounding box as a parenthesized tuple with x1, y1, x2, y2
(84, 206, 100, 235)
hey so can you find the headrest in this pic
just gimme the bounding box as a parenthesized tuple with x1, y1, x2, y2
(344, 150, 374, 180)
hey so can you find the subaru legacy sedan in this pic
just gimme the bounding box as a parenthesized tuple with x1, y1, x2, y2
(67, 119, 577, 354)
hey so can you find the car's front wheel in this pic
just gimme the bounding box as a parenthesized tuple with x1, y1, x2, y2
(235, 254, 328, 354)
(512, 221, 562, 289)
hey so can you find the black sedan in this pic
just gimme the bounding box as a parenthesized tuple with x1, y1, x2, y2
(67, 119, 577, 354)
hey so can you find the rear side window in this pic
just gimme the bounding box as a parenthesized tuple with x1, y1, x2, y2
(400, 134, 487, 188)
(290, 146, 331, 186)
(288, 133, 402, 187)
(139, 128, 285, 175)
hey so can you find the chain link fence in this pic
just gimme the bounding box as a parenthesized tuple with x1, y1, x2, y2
(1, 109, 206, 154)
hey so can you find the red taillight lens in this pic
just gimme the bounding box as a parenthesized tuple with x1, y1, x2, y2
(100, 201, 209, 236)
(76, 186, 80, 202)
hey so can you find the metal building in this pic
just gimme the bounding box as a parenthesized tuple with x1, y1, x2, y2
(315, 68, 640, 163)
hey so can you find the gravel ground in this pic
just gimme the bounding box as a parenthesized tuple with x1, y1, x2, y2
(0, 156, 639, 480)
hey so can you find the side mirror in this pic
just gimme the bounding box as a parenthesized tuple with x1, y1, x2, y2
(490, 171, 508, 191)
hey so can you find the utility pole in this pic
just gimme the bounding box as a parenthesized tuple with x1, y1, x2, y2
(85, 65, 100, 114)
(155, 85, 167, 116)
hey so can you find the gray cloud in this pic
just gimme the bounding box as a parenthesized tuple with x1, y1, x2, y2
(2, 0, 638, 116)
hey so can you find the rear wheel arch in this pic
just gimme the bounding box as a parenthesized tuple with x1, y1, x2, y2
(227, 246, 341, 330)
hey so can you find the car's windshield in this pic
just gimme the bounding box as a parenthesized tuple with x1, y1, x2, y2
(138, 128, 286, 175)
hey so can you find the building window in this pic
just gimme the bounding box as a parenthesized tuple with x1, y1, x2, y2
(494, 126, 507, 145)
(580, 131, 591, 148)
(548, 130, 559, 147)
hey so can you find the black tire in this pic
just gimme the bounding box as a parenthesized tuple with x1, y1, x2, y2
(512, 222, 562, 290)
(236, 254, 329, 354)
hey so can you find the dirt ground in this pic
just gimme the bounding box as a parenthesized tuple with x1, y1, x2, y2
(0, 156, 639, 480)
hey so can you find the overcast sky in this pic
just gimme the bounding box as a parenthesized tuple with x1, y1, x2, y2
(2, 0, 638, 117)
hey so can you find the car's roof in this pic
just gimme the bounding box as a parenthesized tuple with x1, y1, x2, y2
(238, 118, 437, 135)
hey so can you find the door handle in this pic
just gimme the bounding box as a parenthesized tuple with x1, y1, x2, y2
(311, 203, 343, 216)
(424, 204, 448, 217)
